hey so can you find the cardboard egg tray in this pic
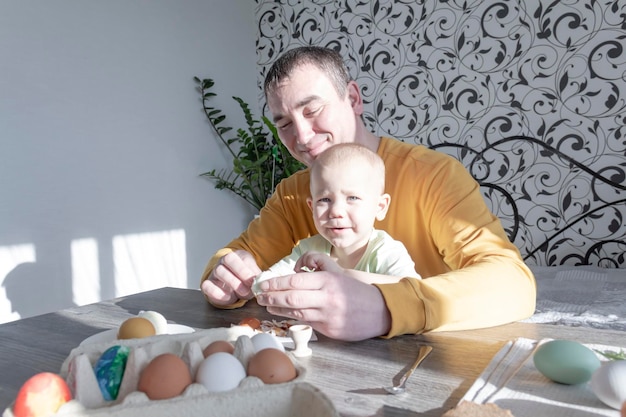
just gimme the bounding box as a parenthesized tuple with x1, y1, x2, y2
(4, 326, 340, 417)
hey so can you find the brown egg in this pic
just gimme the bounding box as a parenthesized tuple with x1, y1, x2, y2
(247, 348, 297, 384)
(137, 353, 192, 400)
(202, 340, 234, 357)
(621, 400, 625, 417)
(239, 317, 261, 330)
(117, 317, 156, 339)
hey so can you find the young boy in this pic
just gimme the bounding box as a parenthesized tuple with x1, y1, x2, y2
(252, 143, 419, 294)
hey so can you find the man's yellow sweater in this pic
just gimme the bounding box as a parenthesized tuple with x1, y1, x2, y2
(201, 137, 536, 337)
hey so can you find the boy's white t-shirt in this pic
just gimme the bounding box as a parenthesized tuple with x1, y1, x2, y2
(265, 229, 421, 278)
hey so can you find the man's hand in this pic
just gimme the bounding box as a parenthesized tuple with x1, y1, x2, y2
(255, 269, 391, 341)
(201, 250, 261, 306)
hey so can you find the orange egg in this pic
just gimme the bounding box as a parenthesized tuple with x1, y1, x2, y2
(117, 317, 156, 339)
(137, 354, 192, 400)
(247, 348, 297, 384)
(239, 317, 261, 330)
(13, 373, 71, 417)
(202, 340, 234, 357)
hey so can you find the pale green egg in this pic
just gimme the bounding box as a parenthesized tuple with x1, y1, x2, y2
(533, 339, 600, 385)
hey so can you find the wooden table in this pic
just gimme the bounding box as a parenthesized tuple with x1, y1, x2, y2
(1, 287, 625, 416)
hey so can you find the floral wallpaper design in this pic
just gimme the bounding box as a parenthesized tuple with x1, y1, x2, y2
(254, 0, 626, 268)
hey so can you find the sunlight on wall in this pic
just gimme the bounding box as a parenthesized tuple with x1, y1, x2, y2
(0, 229, 188, 324)
(113, 229, 187, 298)
(0, 244, 36, 323)
(71, 238, 100, 306)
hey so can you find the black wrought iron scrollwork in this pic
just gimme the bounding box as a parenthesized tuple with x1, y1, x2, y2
(432, 136, 625, 268)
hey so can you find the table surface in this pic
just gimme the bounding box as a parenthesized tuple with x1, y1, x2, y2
(1, 287, 625, 416)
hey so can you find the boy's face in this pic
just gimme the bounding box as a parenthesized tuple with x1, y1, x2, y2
(266, 64, 362, 167)
(307, 160, 388, 254)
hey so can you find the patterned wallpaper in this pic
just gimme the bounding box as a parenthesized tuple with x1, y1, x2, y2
(254, 0, 626, 268)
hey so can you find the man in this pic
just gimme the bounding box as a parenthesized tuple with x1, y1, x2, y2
(201, 46, 536, 341)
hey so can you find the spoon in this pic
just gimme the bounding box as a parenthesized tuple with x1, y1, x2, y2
(384, 345, 433, 395)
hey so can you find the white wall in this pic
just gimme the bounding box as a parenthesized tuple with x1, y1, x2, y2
(0, 0, 258, 322)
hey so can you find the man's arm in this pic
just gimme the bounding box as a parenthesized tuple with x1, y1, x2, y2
(200, 170, 317, 307)
(378, 147, 536, 336)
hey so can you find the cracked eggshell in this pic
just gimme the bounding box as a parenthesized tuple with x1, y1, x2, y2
(137, 311, 168, 335)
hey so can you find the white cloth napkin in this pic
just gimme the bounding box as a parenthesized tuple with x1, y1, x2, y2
(461, 338, 621, 417)
(523, 267, 626, 331)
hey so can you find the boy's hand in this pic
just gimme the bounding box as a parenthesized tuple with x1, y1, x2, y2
(295, 251, 344, 274)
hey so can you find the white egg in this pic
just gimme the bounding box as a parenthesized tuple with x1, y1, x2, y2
(196, 352, 246, 392)
(138, 310, 168, 335)
(251, 332, 285, 352)
(590, 360, 626, 410)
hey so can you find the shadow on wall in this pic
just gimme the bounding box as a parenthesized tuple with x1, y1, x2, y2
(2, 262, 76, 321)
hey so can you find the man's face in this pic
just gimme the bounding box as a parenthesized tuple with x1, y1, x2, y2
(266, 64, 361, 167)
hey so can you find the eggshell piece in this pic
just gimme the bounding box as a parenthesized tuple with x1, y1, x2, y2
(590, 360, 626, 410)
(196, 352, 246, 392)
(251, 271, 277, 295)
(138, 311, 168, 335)
(238, 317, 261, 330)
(251, 332, 284, 352)
(94, 345, 129, 401)
(13, 372, 72, 417)
(137, 353, 192, 400)
(533, 340, 600, 385)
(247, 348, 297, 384)
(117, 317, 156, 340)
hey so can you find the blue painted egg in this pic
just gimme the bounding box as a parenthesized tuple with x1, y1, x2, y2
(533, 339, 600, 385)
(94, 345, 130, 401)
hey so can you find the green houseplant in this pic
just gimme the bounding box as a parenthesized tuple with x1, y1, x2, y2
(195, 77, 304, 212)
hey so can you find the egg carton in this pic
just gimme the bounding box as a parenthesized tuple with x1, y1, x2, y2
(4, 326, 339, 417)
(3, 382, 338, 417)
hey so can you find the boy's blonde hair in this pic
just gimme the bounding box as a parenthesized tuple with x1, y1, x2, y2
(310, 144, 386, 193)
